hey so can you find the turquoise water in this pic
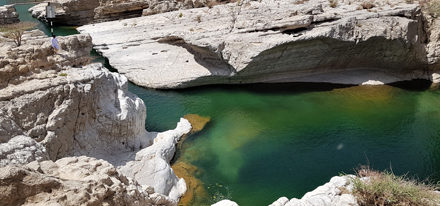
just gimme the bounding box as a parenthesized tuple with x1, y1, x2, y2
(132, 82, 440, 205)
(5, 3, 440, 205)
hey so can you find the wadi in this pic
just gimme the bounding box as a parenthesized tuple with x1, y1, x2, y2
(1, 0, 440, 206)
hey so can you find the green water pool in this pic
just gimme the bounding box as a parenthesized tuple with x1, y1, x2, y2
(5, 2, 440, 205)
(131, 82, 440, 205)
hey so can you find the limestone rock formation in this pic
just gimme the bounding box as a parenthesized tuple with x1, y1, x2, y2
(119, 118, 191, 201)
(29, 0, 234, 26)
(0, 30, 192, 204)
(269, 176, 358, 206)
(0, 30, 92, 89)
(0, 156, 176, 206)
(212, 199, 239, 206)
(79, 0, 437, 89)
(0, 135, 49, 167)
(212, 176, 358, 206)
(0, 5, 19, 25)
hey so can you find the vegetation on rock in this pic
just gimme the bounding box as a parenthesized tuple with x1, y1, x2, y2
(0, 22, 37, 46)
(352, 166, 440, 206)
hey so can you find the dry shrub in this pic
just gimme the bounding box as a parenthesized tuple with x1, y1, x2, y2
(361, 1, 375, 9)
(352, 166, 440, 206)
(0, 22, 37, 47)
(329, 0, 338, 8)
(424, 0, 440, 18)
(294, 0, 310, 4)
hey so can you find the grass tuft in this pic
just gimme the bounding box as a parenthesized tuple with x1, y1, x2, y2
(351, 166, 440, 206)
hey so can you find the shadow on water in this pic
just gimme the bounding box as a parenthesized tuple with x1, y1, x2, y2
(388, 79, 432, 91)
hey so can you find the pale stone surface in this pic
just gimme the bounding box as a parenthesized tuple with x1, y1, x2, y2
(0, 5, 19, 25)
(29, 0, 234, 26)
(212, 199, 239, 206)
(0, 156, 176, 206)
(271, 175, 358, 206)
(269, 197, 290, 206)
(431, 73, 440, 83)
(0, 31, 191, 203)
(79, 0, 435, 89)
(215, 176, 359, 206)
(119, 118, 191, 201)
(0, 30, 92, 89)
(0, 135, 49, 167)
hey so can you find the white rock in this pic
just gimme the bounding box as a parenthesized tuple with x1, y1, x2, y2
(270, 175, 358, 206)
(119, 118, 191, 201)
(0, 156, 177, 206)
(0, 135, 49, 167)
(270, 197, 289, 206)
(79, 0, 432, 89)
(212, 199, 239, 206)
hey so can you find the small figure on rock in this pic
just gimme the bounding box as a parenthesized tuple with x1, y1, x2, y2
(51, 34, 60, 53)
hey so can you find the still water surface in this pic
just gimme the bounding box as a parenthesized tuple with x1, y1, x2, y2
(4, 2, 440, 205)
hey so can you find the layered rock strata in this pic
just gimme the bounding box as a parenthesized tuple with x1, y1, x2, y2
(0, 5, 19, 25)
(0, 31, 190, 204)
(79, 0, 437, 89)
(29, 0, 234, 26)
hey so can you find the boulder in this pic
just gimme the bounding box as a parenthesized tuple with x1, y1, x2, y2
(79, 0, 435, 89)
(0, 5, 19, 25)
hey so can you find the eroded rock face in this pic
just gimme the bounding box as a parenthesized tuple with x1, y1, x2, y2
(29, 0, 234, 26)
(119, 118, 191, 201)
(0, 30, 191, 204)
(79, 0, 436, 89)
(0, 156, 176, 206)
(0, 136, 49, 167)
(0, 62, 150, 162)
(0, 5, 19, 25)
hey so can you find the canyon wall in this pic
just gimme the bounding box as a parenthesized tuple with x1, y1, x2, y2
(0, 31, 190, 205)
(29, 0, 235, 26)
(78, 0, 439, 89)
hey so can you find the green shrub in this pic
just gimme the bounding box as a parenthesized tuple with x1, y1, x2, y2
(59, 73, 68, 76)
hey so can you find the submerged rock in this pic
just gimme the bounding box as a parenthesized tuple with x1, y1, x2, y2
(0, 5, 19, 25)
(79, 0, 436, 89)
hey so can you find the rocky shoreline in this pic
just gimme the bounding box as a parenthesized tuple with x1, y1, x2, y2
(0, 27, 190, 205)
(2, 0, 440, 205)
(76, 0, 440, 89)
